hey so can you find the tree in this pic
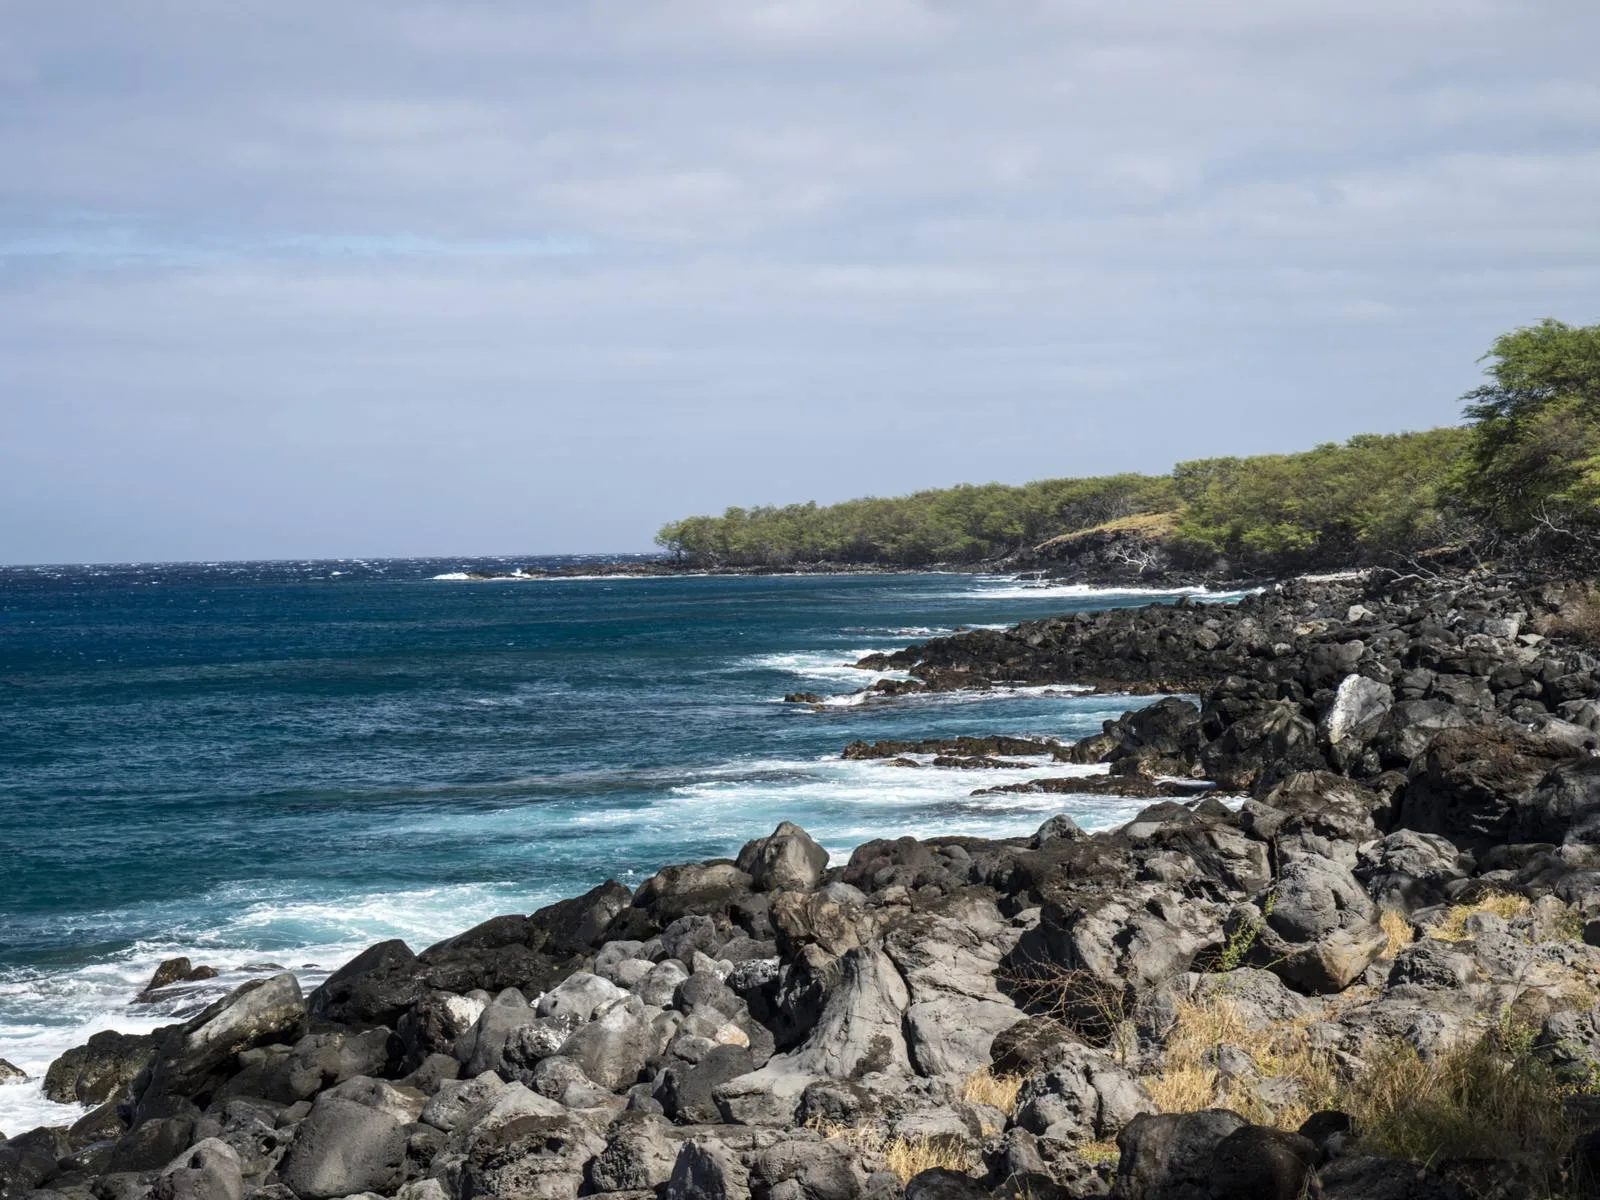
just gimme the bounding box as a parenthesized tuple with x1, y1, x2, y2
(1458, 319, 1600, 531)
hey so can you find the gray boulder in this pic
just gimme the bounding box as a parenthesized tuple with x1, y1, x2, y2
(1112, 1109, 1247, 1198)
(538, 973, 630, 1023)
(151, 1139, 245, 1200)
(737, 823, 831, 893)
(140, 975, 307, 1111)
(665, 1140, 750, 1200)
(459, 1110, 608, 1200)
(1013, 1043, 1154, 1143)
(588, 1114, 681, 1193)
(1356, 831, 1474, 911)
(791, 946, 910, 1079)
(558, 995, 666, 1092)
(275, 1095, 406, 1200)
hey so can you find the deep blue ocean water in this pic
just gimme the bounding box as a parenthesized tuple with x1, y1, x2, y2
(0, 557, 1223, 1131)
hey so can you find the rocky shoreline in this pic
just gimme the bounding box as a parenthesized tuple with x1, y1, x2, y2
(11, 572, 1600, 1199)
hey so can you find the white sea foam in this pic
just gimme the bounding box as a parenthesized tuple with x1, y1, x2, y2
(948, 575, 1247, 603)
(737, 649, 910, 686)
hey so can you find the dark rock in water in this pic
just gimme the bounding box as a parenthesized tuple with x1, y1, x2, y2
(842, 735, 1060, 761)
(1207, 1124, 1319, 1200)
(307, 939, 421, 1028)
(43, 1030, 157, 1105)
(1113, 1109, 1248, 1198)
(975, 775, 1204, 801)
(784, 692, 824, 704)
(0, 1060, 26, 1085)
(276, 1095, 406, 1200)
(135, 957, 219, 1003)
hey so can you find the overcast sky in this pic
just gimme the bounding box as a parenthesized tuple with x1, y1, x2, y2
(3, 1, 1598, 563)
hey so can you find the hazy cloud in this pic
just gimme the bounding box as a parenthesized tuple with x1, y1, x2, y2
(1, 0, 1597, 561)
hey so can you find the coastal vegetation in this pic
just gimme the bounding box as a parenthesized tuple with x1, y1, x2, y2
(657, 319, 1600, 575)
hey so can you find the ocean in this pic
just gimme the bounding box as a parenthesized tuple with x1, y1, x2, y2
(0, 557, 1224, 1133)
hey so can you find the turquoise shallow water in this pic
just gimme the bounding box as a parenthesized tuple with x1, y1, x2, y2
(0, 557, 1217, 1130)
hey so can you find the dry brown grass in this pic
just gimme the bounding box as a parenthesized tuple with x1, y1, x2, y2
(1033, 510, 1181, 551)
(1340, 1021, 1576, 1184)
(806, 1120, 981, 1184)
(1077, 1140, 1121, 1166)
(1428, 893, 1531, 942)
(1536, 585, 1600, 645)
(1380, 908, 1415, 958)
(881, 1137, 981, 1183)
(1140, 996, 1338, 1131)
(962, 1067, 1024, 1115)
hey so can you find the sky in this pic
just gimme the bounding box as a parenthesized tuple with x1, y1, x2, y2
(2, 1, 1598, 563)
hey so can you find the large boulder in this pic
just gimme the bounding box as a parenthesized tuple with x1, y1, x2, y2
(43, 1030, 157, 1105)
(1241, 772, 1378, 869)
(1199, 701, 1323, 792)
(138, 975, 307, 1112)
(1206, 1124, 1318, 1200)
(790, 946, 911, 1079)
(456, 996, 572, 1083)
(307, 939, 421, 1028)
(1112, 1109, 1247, 1199)
(557, 995, 665, 1091)
(884, 903, 1024, 1078)
(737, 823, 831, 893)
(588, 1114, 682, 1193)
(151, 1138, 245, 1200)
(1012, 1043, 1155, 1144)
(635, 863, 754, 925)
(665, 1139, 750, 1200)
(1395, 726, 1581, 852)
(1007, 882, 1225, 1037)
(459, 1110, 608, 1200)
(1258, 858, 1386, 994)
(418, 915, 564, 996)
(275, 1095, 406, 1200)
(1356, 830, 1475, 911)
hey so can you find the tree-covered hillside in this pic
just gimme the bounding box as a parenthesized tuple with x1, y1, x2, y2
(656, 321, 1600, 573)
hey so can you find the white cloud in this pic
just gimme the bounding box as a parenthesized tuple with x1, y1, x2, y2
(0, 0, 1597, 560)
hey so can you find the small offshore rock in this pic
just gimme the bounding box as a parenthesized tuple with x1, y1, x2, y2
(136, 957, 220, 1003)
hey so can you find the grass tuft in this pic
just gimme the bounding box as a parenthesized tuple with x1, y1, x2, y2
(1380, 908, 1414, 958)
(1141, 996, 1338, 1132)
(1428, 893, 1531, 942)
(1341, 1019, 1576, 1180)
(962, 1067, 1024, 1115)
(807, 1119, 981, 1184)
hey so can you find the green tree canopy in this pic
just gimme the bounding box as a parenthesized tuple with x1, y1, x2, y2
(1458, 319, 1600, 531)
